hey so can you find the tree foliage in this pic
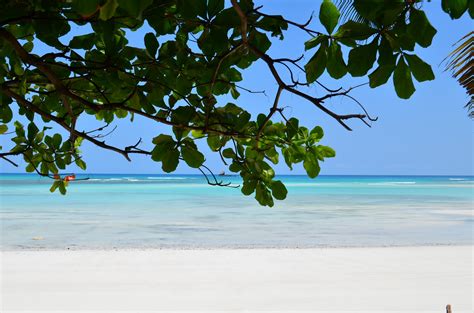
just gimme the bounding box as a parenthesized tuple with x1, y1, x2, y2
(0, 0, 471, 205)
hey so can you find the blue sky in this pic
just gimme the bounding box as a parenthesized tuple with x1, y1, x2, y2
(2, 0, 473, 175)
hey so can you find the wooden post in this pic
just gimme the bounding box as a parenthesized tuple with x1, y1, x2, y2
(446, 304, 452, 313)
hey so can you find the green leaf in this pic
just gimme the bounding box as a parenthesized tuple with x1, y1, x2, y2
(369, 65, 395, 88)
(207, 135, 225, 151)
(69, 33, 96, 50)
(408, 9, 437, 48)
(303, 153, 320, 178)
(117, 0, 152, 18)
(25, 163, 35, 173)
(393, 57, 415, 99)
(404, 54, 434, 82)
(310, 126, 324, 140)
(348, 39, 378, 77)
(0, 104, 13, 124)
(151, 134, 175, 161)
(99, 0, 118, 20)
(319, 0, 340, 34)
(442, 0, 468, 19)
(335, 21, 376, 41)
(27, 123, 39, 142)
(0, 124, 7, 134)
(270, 180, 287, 200)
(23, 42, 33, 53)
(326, 42, 346, 79)
(255, 182, 274, 207)
(50, 181, 61, 193)
(72, 0, 100, 16)
(147, 11, 176, 35)
(317, 145, 336, 158)
(352, 0, 405, 24)
(191, 130, 205, 139)
(285, 117, 299, 139)
(171, 106, 196, 124)
(304, 35, 327, 51)
(352, 0, 379, 20)
(56, 157, 66, 170)
(58, 181, 67, 195)
(52, 134, 62, 149)
(305, 43, 327, 83)
(161, 148, 180, 172)
(229, 162, 242, 173)
(241, 179, 257, 195)
(265, 147, 279, 164)
(222, 148, 235, 159)
(75, 158, 87, 170)
(248, 31, 271, 54)
(207, 0, 224, 18)
(144, 32, 159, 58)
(152, 134, 174, 145)
(377, 36, 397, 66)
(177, 0, 206, 18)
(33, 14, 70, 48)
(213, 8, 240, 28)
(256, 15, 288, 39)
(230, 86, 240, 99)
(181, 145, 205, 168)
(74, 137, 84, 149)
(14, 121, 25, 137)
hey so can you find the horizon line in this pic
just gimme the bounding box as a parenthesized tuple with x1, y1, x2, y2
(1, 172, 473, 177)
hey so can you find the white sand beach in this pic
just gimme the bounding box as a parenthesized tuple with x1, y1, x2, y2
(1, 246, 472, 313)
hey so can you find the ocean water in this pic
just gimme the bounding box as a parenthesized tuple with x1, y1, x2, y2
(0, 174, 472, 250)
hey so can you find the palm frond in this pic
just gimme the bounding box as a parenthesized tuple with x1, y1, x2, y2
(335, 0, 425, 27)
(445, 31, 474, 118)
(335, 0, 369, 24)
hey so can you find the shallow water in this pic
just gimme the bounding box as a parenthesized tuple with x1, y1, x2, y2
(0, 174, 472, 249)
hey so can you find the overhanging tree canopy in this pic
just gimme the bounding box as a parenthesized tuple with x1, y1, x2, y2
(0, 0, 471, 205)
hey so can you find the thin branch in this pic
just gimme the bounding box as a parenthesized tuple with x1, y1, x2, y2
(253, 8, 321, 37)
(1, 155, 19, 167)
(210, 44, 243, 92)
(197, 163, 240, 188)
(231, 0, 248, 43)
(247, 44, 366, 131)
(256, 86, 283, 144)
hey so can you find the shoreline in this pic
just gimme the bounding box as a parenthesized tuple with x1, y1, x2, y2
(1, 242, 472, 252)
(2, 246, 472, 312)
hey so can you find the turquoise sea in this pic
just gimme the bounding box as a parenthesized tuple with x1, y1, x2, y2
(0, 174, 472, 250)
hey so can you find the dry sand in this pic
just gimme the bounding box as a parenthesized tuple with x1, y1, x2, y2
(1, 246, 472, 312)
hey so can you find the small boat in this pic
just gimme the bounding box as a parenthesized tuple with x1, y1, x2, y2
(218, 171, 226, 176)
